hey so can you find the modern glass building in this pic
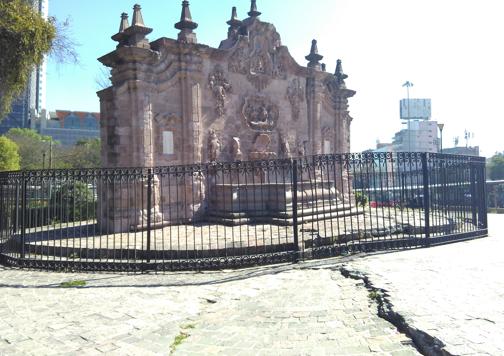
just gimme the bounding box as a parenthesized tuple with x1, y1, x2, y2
(31, 110, 100, 147)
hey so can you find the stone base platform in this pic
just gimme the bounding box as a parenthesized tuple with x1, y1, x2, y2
(6, 210, 466, 262)
(207, 181, 356, 226)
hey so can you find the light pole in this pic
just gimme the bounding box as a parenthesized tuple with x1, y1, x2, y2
(49, 140, 53, 169)
(437, 123, 444, 153)
(42, 139, 53, 169)
(402, 81, 414, 152)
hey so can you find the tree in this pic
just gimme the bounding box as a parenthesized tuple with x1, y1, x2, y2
(5, 128, 56, 170)
(0, 0, 55, 119)
(487, 153, 504, 181)
(58, 138, 101, 168)
(0, 136, 20, 171)
(0, 0, 79, 120)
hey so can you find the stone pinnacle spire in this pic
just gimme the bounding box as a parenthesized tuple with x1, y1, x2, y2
(248, 0, 262, 17)
(227, 7, 242, 27)
(112, 5, 152, 49)
(119, 13, 129, 33)
(227, 6, 242, 39)
(131, 4, 145, 27)
(334, 59, 348, 88)
(175, 1, 198, 44)
(305, 39, 324, 69)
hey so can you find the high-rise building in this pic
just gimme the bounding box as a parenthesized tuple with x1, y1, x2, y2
(394, 98, 439, 153)
(0, 0, 49, 135)
(392, 119, 440, 153)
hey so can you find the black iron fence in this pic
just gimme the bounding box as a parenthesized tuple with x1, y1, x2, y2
(0, 152, 487, 272)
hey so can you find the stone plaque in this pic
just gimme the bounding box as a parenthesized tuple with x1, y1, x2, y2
(324, 140, 331, 154)
(163, 131, 174, 155)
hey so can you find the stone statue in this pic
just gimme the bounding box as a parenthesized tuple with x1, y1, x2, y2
(208, 65, 232, 117)
(287, 78, 304, 121)
(279, 134, 291, 158)
(207, 130, 221, 162)
(297, 141, 306, 157)
(230, 137, 243, 161)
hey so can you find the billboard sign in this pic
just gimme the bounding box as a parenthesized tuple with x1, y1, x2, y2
(400, 99, 431, 120)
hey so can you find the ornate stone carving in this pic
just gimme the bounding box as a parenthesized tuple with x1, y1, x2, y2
(287, 78, 304, 121)
(322, 126, 334, 140)
(250, 134, 276, 161)
(208, 65, 232, 117)
(229, 47, 249, 75)
(207, 130, 221, 162)
(242, 96, 279, 132)
(247, 51, 274, 91)
(230, 137, 243, 161)
(228, 22, 287, 91)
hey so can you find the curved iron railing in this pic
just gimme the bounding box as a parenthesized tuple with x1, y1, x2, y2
(0, 152, 487, 272)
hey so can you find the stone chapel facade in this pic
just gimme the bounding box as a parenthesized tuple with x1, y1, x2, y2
(97, 1, 355, 168)
(96, 1, 356, 232)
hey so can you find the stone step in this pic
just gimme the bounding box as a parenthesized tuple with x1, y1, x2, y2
(207, 206, 363, 227)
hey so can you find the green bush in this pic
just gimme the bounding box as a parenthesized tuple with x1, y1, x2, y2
(355, 192, 369, 207)
(0, 136, 20, 171)
(50, 181, 96, 222)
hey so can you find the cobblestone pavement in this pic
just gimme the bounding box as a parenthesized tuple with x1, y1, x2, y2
(0, 265, 417, 355)
(345, 214, 504, 355)
(0, 215, 501, 355)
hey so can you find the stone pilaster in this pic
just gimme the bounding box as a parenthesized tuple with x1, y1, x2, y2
(306, 76, 325, 155)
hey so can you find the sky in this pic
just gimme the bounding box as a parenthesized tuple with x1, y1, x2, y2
(46, 0, 504, 157)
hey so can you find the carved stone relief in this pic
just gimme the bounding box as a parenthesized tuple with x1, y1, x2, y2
(322, 126, 334, 140)
(242, 96, 279, 132)
(229, 47, 249, 75)
(228, 22, 288, 91)
(287, 78, 305, 121)
(208, 65, 232, 117)
(250, 133, 277, 161)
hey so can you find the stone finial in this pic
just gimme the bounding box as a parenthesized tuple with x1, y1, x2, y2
(227, 7, 243, 39)
(305, 39, 323, 69)
(175, 0, 198, 43)
(227, 7, 242, 27)
(119, 12, 129, 33)
(248, 0, 262, 17)
(131, 4, 145, 27)
(335, 59, 348, 88)
(112, 5, 152, 49)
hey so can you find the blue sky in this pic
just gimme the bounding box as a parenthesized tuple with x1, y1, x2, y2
(47, 0, 504, 156)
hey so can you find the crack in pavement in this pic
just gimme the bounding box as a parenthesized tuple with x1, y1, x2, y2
(339, 265, 451, 356)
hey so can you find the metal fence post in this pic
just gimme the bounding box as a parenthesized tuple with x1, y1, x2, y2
(146, 168, 152, 264)
(292, 159, 300, 261)
(470, 162, 478, 227)
(21, 171, 27, 259)
(421, 153, 431, 244)
(480, 162, 488, 230)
